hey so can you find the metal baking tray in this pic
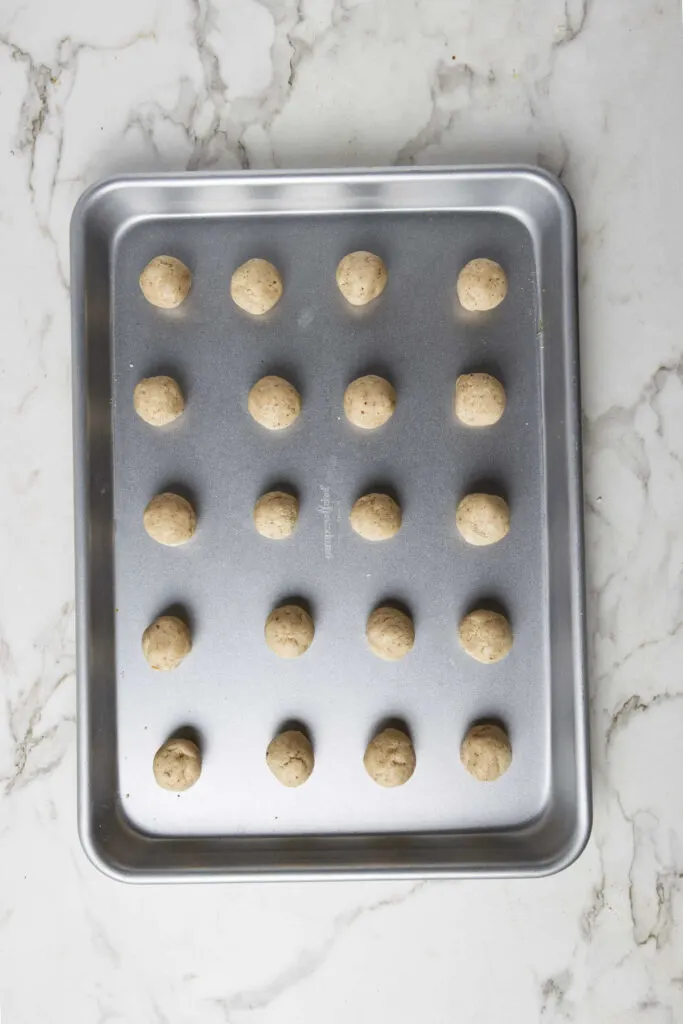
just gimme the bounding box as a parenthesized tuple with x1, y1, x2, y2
(72, 166, 590, 882)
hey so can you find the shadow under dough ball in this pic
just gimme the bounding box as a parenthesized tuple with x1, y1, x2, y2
(344, 374, 396, 430)
(460, 723, 512, 782)
(230, 258, 283, 315)
(456, 493, 510, 546)
(139, 255, 192, 309)
(265, 604, 315, 658)
(336, 251, 387, 306)
(266, 730, 314, 787)
(364, 727, 416, 787)
(133, 375, 184, 427)
(142, 615, 191, 671)
(349, 493, 401, 541)
(153, 737, 202, 791)
(253, 490, 299, 539)
(366, 606, 414, 661)
(454, 373, 506, 427)
(248, 375, 301, 430)
(456, 257, 507, 312)
(143, 492, 197, 546)
(458, 608, 513, 664)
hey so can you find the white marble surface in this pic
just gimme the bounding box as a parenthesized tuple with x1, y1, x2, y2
(1, 0, 683, 1020)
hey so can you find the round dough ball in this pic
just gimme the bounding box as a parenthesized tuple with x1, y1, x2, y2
(349, 493, 401, 541)
(265, 604, 314, 658)
(153, 737, 201, 791)
(454, 373, 506, 427)
(143, 492, 197, 547)
(364, 727, 416, 787)
(230, 258, 283, 315)
(139, 256, 192, 309)
(142, 615, 192, 671)
(133, 375, 185, 427)
(336, 251, 387, 306)
(344, 375, 396, 430)
(456, 493, 510, 546)
(266, 729, 314, 787)
(456, 258, 507, 312)
(248, 376, 301, 431)
(253, 491, 298, 540)
(458, 608, 513, 664)
(366, 606, 414, 661)
(460, 723, 512, 782)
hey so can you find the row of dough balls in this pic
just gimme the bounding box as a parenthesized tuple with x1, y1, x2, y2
(152, 721, 513, 793)
(139, 253, 507, 314)
(142, 489, 509, 547)
(142, 605, 513, 667)
(133, 371, 506, 431)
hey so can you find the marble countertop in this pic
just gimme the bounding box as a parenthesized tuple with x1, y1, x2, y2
(2, 0, 683, 1021)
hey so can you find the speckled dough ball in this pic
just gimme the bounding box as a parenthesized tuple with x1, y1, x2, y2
(133, 376, 185, 427)
(248, 375, 301, 430)
(456, 493, 510, 546)
(266, 730, 314, 787)
(454, 373, 506, 427)
(456, 258, 507, 312)
(265, 604, 315, 658)
(366, 606, 414, 661)
(458, 608, 513, 664)
(139, 255, 192, 309)
(153, 737, 202, 791)
(142, 615, 192, 671)
(460, 723, 512, 782)
(349, 493, 401, 541)
(364, 727, 416, 787)
(230, 258, 283, 315)
(336, 251, 387, 306)
(143, 492, 197, 547)
(253, 491, 299, 539)
(344, 375, 396, 430)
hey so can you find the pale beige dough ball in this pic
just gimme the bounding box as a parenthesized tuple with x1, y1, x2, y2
(230, 258, 283, 315)
(266, 730, 314, 787)
(336, 251, 387, 306)
(139, 255, 192, 309)
(153, 737, 202, 791)
(133, 376, 184, 427)
(349, 493, 401, 541)
(458, 608, 513, 664)
(460, 723, 512, 782)
(248, 375, 301, 430)
(265, 604, 315, 658)
(456, 258, 507, 312)
(364, 727, 416, 787)
(456, 494, 510, 546)
(366, 606, 414, 661)
(143, 492, 197, 547)
(454, 373, 506, 427)
(253, 491, 299, 539)
(344, 375, 396, 430)
(142, 615, 191, 671)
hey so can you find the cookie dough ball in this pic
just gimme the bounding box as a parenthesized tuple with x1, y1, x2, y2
(266, 730, 314, 787)
(230, 258, 283, 315)
(461, 723, 512, 782)
(133, 375, 185, 427)
(350, 493, 401, 541)
(139, 256, 192, 309)
(456, 258, 507, 312)
(454, 373, 506, 427)
(366, 606, 414, 661)
(265, 604, 314, 658)
(456, 494, 510, 546)
(459, 608, 513, 664)
(253, 491, 298, 539)
(153, 737, 201, 791)
(336, 251, 387, 306)
(344, 375, 396, 430)
(143, 492, 197, 547)
(142, 615, 191, 671)
(248, 375, 301, 431)
(364, 727, 416, 787)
